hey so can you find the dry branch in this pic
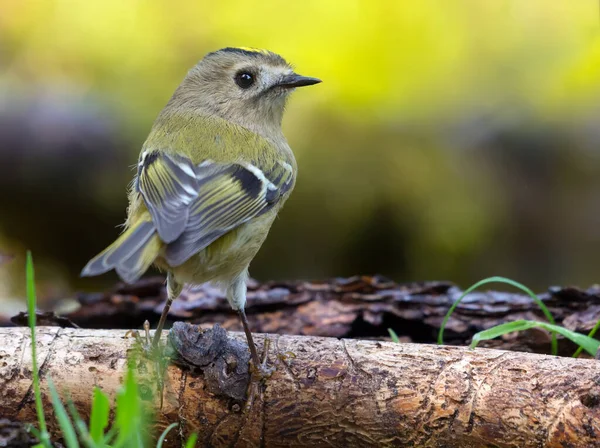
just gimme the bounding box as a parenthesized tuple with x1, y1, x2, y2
(1, 327, 600, 447)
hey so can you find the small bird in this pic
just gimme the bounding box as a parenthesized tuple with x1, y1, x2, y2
(81, 47, 320, 373)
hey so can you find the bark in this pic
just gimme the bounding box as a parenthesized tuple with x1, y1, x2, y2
(39, 276, 599, 356)
(1, 326, 600, 447)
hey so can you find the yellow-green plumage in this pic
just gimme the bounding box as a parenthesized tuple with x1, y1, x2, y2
(140, 113, 295, 287)
(82, 47, 319, 316)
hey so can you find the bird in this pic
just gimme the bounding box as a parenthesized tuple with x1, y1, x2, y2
(81, 47, 321, 374)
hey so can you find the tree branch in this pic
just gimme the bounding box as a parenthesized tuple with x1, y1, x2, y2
(1, 327, 599, 447)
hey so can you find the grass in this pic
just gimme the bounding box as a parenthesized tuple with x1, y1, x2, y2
(469, 319, 600, 356)
(387, 328, 400, 343)
(437, 276, 558, 355)
(24, 251, 198, 447)
(572, 317, 600, 358)
(26, 252, 51, 448)
(388, 275, 600, 359)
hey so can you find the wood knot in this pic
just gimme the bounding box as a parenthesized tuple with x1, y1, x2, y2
(168, 322, 251, 401)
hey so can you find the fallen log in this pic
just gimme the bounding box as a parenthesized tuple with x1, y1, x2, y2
(1, 326, 600, 447)
(31, 276, 599, 356)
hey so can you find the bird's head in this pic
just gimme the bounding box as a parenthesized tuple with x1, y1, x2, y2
(170, 47, 321, 135)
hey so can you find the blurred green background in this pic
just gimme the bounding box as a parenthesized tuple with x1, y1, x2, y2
(2, 0, 600, 307)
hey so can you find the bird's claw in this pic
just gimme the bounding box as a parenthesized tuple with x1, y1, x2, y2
(249, 336, 275, 381)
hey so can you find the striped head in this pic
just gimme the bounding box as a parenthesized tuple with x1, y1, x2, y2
(168, 47, 321, 132)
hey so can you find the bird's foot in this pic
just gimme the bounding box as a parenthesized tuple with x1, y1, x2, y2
(242, 336, 275, 414)
(249, 336, 275, 381)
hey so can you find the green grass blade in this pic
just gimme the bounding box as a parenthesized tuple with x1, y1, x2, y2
(66, 399, 96, 448)
(26, 251, 52, 448)
(156, 423, 178, 448)
(184, 433, 198, 448)
(470, 320, 537, 347)
(387, 328, 400, 343)
(27, 424, 45, 447)
(135, 431, 144, 448)
(113, 360, 144, 448)
(102, 425, 118, 446)
(48, 378, 80, 448)
(573, 318, 600, 358)
(471, 319, 600, 356)
(27, 425, 42, 439)
(89, 387, 110, 443)
(438, 276, 558, 355)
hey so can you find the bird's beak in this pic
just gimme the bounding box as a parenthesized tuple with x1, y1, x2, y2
(277, 73, 322, 89)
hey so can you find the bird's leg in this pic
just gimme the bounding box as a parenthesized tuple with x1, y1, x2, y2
(152, 272, 183, 348)
(129, 273, 182, 408)
(238, 308, 262, 368)
(238, 308, 274, 380)
(228, 274, 274, 380)
(130, 273, 181, 378)
(129, 273, 179, 357)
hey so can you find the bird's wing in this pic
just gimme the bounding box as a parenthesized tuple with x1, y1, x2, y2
(137, 151, 199, 243)
(136, 150, 294, 266)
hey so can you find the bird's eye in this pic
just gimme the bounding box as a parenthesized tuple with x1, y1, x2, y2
(235, 71, 255, 89)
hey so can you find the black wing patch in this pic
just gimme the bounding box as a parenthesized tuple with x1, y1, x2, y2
(136, 151, 294, 267)
(164, 162, 279, 266)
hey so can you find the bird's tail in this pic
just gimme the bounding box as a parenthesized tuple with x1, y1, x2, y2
(81, 215, 161, 284)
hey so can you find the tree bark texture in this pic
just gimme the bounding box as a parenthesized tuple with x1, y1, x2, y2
(8, 276, 596, 357)
(1, 326, 600, 447)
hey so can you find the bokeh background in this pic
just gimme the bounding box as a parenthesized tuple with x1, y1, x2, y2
(2, 0, 600, 310)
